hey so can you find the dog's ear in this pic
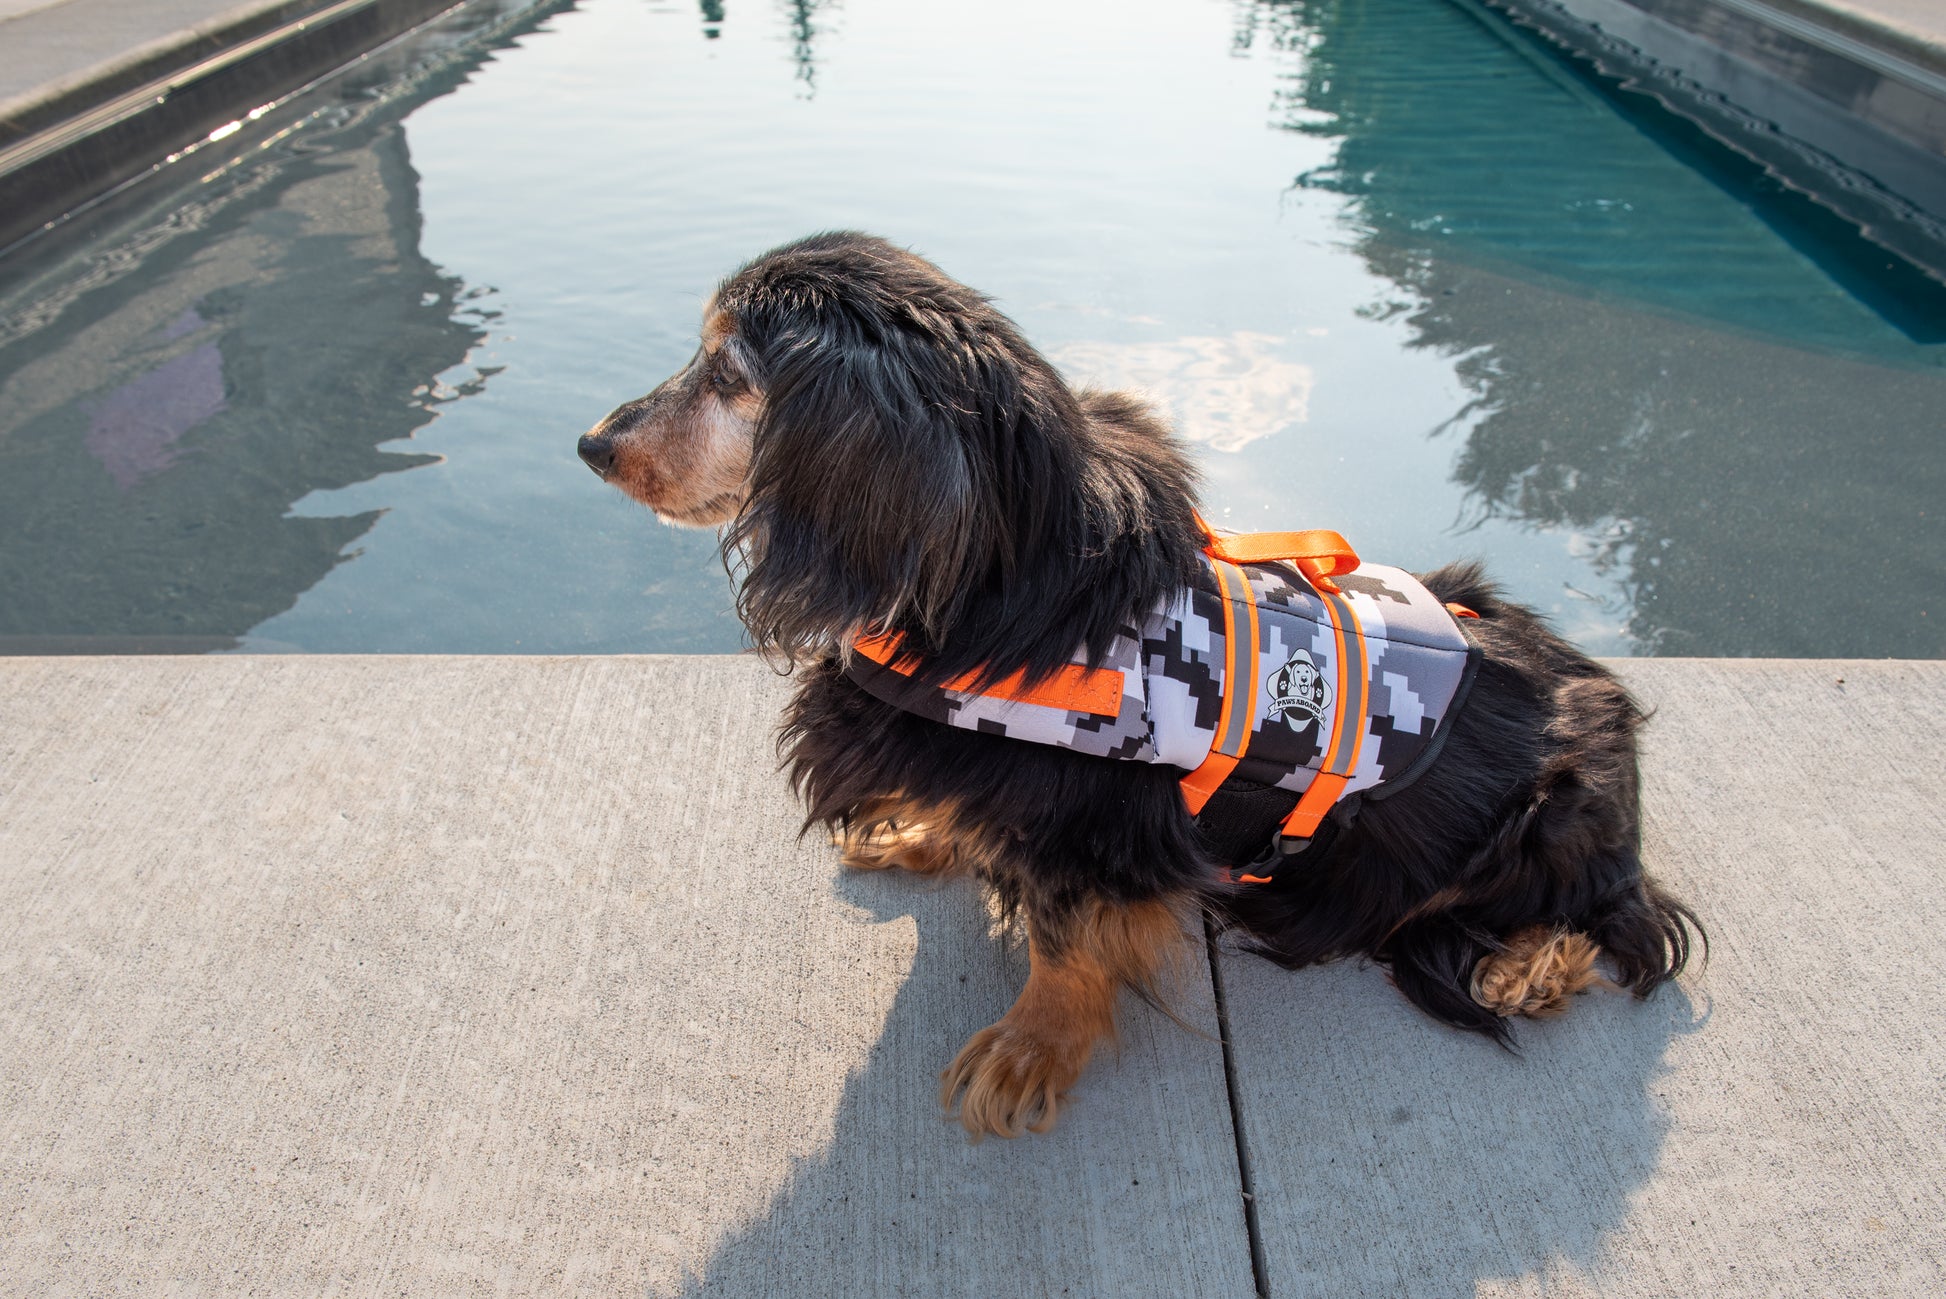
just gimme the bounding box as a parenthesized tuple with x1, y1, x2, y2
(726, 320, 988, 663)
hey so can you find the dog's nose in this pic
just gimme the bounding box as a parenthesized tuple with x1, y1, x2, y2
(577, 433, 615, 477)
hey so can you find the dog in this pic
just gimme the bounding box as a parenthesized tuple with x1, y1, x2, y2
(576, 232, 1702, 1139)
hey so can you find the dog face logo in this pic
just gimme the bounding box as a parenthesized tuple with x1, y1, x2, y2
(1267, 650, 1330, 732)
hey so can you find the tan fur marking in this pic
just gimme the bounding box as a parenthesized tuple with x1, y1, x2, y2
(836, 796, 971, 877)
(601, 365, 752, 524)
(589, 300, 760, 526)
(1471, 926, 1606, 1018)
(941, 899, 1189, 1139)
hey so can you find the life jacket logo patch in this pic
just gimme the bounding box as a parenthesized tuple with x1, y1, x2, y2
(1268, 650, 1331, 732)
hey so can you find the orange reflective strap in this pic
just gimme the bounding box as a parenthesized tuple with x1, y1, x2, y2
(1180, 513, 1372, 848)
(1319, 591, 1367, 777)
(1180, 557, 1261, 816)
(1446, 602, 1480, 620)
(1317, 597, 1353, 775)
(1179, 752, 1239, 816)
(1281, 771, 1348, 840)
(852, 631, 1125, 717)
(1279, 586, 1367, 843)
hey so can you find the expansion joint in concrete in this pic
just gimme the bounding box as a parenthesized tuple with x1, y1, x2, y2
(1205, 913, 1271, 1299)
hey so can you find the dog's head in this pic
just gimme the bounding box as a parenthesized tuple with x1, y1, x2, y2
(580, 232, 1086, 662)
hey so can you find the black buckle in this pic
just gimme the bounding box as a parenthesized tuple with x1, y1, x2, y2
(1233, 836, 1295, 885)
(1233, 819, 1340, 884)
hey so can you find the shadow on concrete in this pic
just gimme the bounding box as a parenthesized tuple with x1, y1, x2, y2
(1226, 950, 1704, 1293)
(673, 851, 1701, 1295)
(675, 866, 1254, 1297)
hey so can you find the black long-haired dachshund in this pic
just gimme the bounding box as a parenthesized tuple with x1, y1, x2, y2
(577, 232, 1702, 1139)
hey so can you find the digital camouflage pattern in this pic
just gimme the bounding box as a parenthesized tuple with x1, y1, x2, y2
(846, 555, 1476, 802)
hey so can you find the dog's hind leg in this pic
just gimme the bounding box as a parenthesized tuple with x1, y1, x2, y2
(941, 896, 1190, 1139)
(1470, 926, 1606, 1019)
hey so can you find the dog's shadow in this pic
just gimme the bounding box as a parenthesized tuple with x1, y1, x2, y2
(676, 866, 1699, 1297)
(1222, 939, 1703, 1294)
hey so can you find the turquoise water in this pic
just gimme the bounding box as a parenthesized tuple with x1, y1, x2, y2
(1, 0, 1942, 656)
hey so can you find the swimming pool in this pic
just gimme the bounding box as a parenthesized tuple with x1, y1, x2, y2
(1, 0, 1941, 657)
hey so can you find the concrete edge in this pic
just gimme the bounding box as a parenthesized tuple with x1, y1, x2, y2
(1754, 0, 1946, 78)
(0, 0, 471, 254)
(0, 0, 341, 140)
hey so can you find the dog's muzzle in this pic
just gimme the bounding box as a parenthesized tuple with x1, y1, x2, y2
(577, 433, 616, 478)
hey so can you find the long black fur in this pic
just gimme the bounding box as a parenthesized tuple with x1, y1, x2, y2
(710, 232, 1701, 1041)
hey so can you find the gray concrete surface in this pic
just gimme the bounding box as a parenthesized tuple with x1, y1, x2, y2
(3, 654, 1943, 1296)
(1764, 0, 1946, 70)
(1225, 659, 1946, 1297)
(0, 0, 312, 109)
(0, 0, 479, 251)
(0, 655, 1251, 1297)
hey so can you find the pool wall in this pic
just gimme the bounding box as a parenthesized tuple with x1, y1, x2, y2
(6, 0, 1942, 274)
(0, 0, 476, 251)
(1485, 0, 1946, 281)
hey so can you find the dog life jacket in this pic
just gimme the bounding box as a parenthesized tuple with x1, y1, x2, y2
(845, 519, 1481, 878)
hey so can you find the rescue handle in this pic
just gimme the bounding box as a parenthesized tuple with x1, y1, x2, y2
(1194, 511, 1359, 594)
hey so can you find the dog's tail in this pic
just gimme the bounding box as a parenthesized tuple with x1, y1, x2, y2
(1589, 872, 1707, 996)
(1377, 871, 1704, 1049)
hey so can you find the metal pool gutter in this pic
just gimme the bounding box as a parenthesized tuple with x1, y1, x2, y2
(1477, 0, 1946, 283)
(0, 0, 477, 253)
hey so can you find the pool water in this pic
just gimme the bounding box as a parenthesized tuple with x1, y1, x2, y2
(1, 0, 1942, 657)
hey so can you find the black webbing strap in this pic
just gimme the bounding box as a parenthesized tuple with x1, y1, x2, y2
(1192, 778, 1300, 869)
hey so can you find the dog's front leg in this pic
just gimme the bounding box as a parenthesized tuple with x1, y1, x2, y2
(941, 896, 1187, 1139)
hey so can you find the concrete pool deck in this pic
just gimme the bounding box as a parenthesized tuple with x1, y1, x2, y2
(1, 654, 1940, 1295)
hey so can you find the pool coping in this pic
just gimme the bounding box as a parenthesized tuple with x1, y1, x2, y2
(0, 0, 468, 252)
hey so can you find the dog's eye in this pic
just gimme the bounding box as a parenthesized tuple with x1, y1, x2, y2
(709, 361, 741, 392)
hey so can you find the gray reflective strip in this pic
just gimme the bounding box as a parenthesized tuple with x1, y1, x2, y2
(1320, 590, 1365, 776)
(1211, 559, 1257, 758)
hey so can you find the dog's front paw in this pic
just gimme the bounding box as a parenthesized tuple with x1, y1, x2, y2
(940, 1023, 1087, 1140)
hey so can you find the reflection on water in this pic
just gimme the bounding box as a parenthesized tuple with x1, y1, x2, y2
(1244, 0, 1946, 348)
(1052, 332, 1314, 452)
(782, 0, 834, 96)
(81, 312, 226, 491)
(0, 137, 468, 650)
(0, 3, 549, 652)
(1390, 254, 1943, 655)
(1242, 0, 1946, 656)
(0, 0, 1940, 657)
